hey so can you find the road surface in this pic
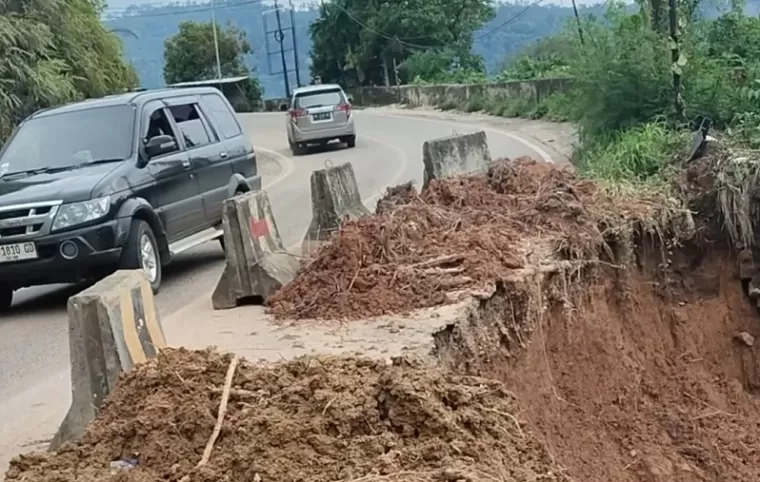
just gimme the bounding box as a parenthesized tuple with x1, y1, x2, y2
(0, 108, 565, 472)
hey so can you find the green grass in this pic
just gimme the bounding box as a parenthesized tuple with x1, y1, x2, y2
(435, 93, 687, 187)
(574, 122, 688, 183)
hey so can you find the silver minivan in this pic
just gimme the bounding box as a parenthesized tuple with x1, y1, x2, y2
(283, 84, 356, 156)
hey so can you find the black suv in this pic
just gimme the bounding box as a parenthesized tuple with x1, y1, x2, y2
(0, 86, 260, 310)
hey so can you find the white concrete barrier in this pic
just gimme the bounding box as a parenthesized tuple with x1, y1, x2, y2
(50, 270, 165, 450)
(213, 190, 299, 310)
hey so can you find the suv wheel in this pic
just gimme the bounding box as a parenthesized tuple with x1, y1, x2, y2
(0, 286, 13, 313)
(120, 220, 163, 293)
(345, 135, 356, 148)
(291, 142, 305, 156)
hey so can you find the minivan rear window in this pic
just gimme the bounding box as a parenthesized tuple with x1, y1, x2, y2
(295, 89, 344, 109)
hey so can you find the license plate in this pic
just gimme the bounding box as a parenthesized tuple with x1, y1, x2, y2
(312, 112, 332, 121)
(0, 242, 38, 263)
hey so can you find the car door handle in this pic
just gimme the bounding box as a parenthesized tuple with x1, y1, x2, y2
(182, 159, 191, 169)
(220, 152, 228, 159)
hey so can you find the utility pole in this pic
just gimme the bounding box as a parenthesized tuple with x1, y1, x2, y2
(263, 1, 299, 97)
(570, 0, 585, 45)
(274, 0, 290, 98)
(289, 0, 301, 88)
(668, 0, 684, 120)
(210, 0, 222, 81)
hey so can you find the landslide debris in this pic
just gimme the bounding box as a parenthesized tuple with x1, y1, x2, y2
(7, 348, 569, 482)
(267, 157, 668, 320)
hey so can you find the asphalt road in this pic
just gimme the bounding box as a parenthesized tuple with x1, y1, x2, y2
(0, 108, 557, 471)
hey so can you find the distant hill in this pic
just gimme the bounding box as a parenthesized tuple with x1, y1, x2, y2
(105, 0, 754, 99)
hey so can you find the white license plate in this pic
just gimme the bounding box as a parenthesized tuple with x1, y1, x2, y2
(0, 242, 38, 263)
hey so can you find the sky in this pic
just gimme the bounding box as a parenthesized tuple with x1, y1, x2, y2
(103, 0, 610, 16)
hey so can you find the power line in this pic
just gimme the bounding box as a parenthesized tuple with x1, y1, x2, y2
(473, 0, 546, 40)
(331, 0, 547, 50)
(331, 2, 441, 50)
(103, 0, 262, 19)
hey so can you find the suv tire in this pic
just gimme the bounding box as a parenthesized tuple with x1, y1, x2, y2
(120, 219, 163, 293)
(0, 286, 13, 313)
(346, 135, 356, 148)
(291, 142, 306, 156)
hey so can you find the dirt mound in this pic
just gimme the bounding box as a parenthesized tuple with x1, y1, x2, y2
(7, 349, 569, 482)
(268, 158, 664, 320)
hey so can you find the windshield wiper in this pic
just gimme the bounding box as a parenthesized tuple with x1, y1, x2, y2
(0, 166, 52, 180)
(0, 159, 124, 180)
(77, 158, 125, 167)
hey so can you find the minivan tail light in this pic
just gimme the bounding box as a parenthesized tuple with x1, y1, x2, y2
(335, 103, 351, 115)
(290, 108, 306, 119)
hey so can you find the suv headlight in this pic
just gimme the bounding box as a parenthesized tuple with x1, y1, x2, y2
(52, 197, 111, 231)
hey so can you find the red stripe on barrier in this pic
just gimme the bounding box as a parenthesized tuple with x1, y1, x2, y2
(250, 218, 270, 238)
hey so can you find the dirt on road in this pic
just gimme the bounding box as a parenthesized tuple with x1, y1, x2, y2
(7, 349, 568, 482)
(7, 151, 760, 482)
(267, 157, 665, 320)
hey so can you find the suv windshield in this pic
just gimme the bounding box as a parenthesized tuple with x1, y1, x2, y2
(0, 105, 135, 174)
(295, 89, 344, 109)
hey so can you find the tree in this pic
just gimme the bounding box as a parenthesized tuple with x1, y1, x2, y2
(0, 0, 138, 141)
(309, 0, 495, 87)
(163, 21, 262, 109)
(164, 21, 244, 83)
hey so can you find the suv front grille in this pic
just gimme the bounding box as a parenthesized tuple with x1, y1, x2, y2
(0, 206, 52, 221)
(0, 202, 61, 240)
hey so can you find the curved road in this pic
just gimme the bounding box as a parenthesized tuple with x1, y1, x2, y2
(0, 109, 556, 471)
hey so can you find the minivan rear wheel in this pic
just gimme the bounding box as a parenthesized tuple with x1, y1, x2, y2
(345, 135, 356, 148)
(289, 140, 303, 156)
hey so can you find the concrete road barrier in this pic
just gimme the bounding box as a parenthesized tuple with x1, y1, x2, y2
(50, 270, 165, 450)
(213, 190, 299, 309)
(422, 130, 492, 189)
(301, 162, 370, 256)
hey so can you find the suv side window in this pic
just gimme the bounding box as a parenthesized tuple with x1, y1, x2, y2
(167, 103, 214, 148)
(144, 107, 180, 156)
(201, 94, 242, 139)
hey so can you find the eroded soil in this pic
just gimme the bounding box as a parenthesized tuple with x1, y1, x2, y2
(7, 349, 568, 482)
(438, 244, 760, 482)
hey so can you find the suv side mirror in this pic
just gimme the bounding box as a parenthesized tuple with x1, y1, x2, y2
(346, 94, 354, 103)
(145, 135, 177, 159)
(279, 103, 288, 112)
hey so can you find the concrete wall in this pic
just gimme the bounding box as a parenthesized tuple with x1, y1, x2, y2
(346, 78, 573, 108)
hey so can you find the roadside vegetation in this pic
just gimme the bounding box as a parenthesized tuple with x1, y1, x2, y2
(0, 0, 138, 142)
(450, 1, 760, 185)
(310, 0, 760, 187)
